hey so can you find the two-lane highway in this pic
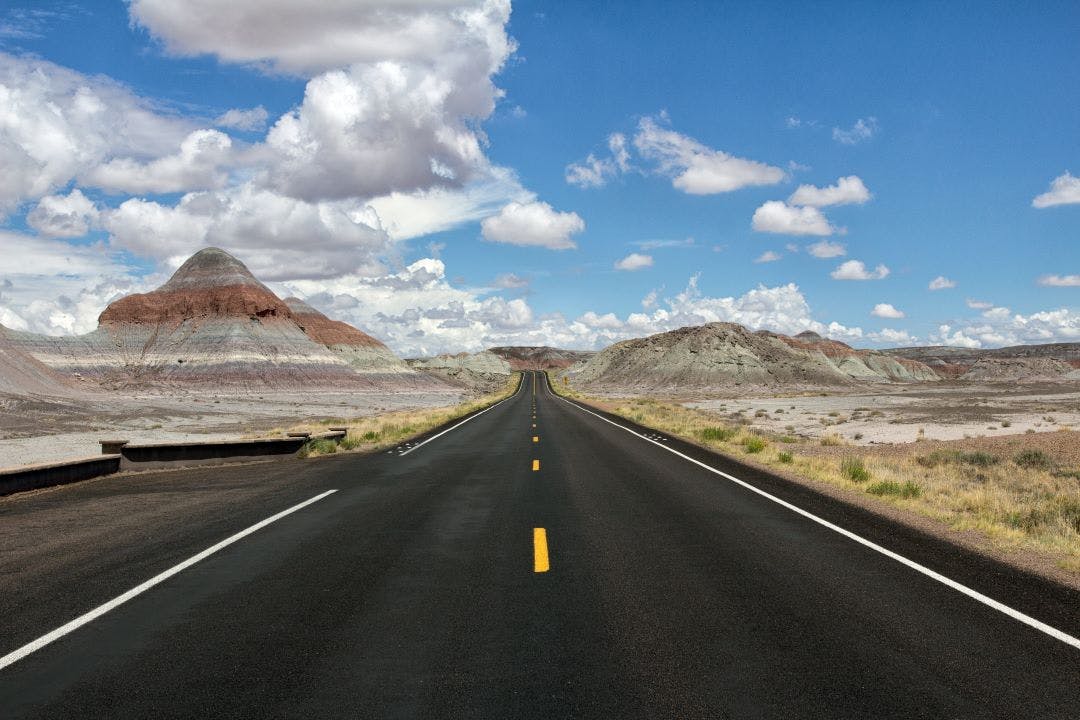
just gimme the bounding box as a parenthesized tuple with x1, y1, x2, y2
(0, 370, 1077, 717)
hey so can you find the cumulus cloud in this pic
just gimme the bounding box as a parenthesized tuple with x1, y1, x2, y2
(1032, 172, 1080, 208)
(869, 328, 915, 345)
(0, 52, 193, 216)
(84, 129, 234, 194)
(633, 116, 785, 194)
(932, 306, 1080, 348)
(614, 253, 653, 271)
(832, 117, 878, 145)
(492, 272, 529, 289)
(26, 188, 98, 238)
(966, 299, 994, 309)
(215, 106, 269, 131)
(480, 201, 584, 250)
(788, 176, 871, 207)
(871, 302, 905, 319)
(831, 260, 890, 281)
(752, 201, 836, 236)
(806, 239, 846, 258)
(928, 275, 956, 290)
(754, 250, 781, 263)
(1037, 274, 1080, 287)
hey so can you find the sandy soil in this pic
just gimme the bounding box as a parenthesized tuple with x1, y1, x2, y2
(684, 382, 1080, 445)
(0, 387, 464, 468)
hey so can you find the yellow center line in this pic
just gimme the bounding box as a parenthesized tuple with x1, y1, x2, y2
(533, 528, 549, 573)
(533, 436, 539, 443)
(532, 459, 540, 471)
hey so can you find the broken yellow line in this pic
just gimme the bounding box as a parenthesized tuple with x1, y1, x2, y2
(533, 528, 549, 573)
(532, 459, 540, 471)
(533, 436, 539, 443)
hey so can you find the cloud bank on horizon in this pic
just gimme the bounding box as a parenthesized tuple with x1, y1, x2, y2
(0, 0, 1076, 354)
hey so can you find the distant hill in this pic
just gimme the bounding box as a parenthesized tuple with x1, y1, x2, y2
(487, 346, 595, 370)
(567, 322, 939, 392)
(883, 343, 1080, 380)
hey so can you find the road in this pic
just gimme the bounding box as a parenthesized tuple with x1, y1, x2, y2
(0, 370, 1077, 718)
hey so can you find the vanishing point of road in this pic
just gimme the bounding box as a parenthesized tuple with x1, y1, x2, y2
(1, 371, 1077, 717)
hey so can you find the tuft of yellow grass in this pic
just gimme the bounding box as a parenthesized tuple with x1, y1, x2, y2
(551, 373, 1080, 575)
(275, 374, 522, 457)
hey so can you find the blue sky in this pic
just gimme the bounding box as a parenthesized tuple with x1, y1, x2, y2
(0, 1, 1077, 354)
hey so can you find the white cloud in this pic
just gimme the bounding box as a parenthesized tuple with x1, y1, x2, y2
(933, 306, 1080, 348)
(492, 272, 529, 289)
(869, 328, 915, 345)
(871, 303, 905, 319)
(614, 253, 653, 271)
(215, 106, 269, 131)
(633, 116, 785, 194)
(84, 129, 234, 194)
(806, 239, 846, 258)
(0, 52, 194, 216)
(1038, 274, 1080, 287)
(129, 0, 515, 77)
(26, 189, 98, 238)
(928, 275, 956, 290)
(832, 117, 878, 145)
(966, 299, 994, 309)
(634, 237, 694, 250)
(1032, 172, 1080, 208)
(754, 250, 781, 263)
(788, 176, 871, 207)
(752, 201, 836, 236)
(831, 260, 890, 281)
(565, 133, 630, 189)
(480, 201, 584, 250)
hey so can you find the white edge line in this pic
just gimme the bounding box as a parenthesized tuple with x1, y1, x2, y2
(399, 372, 526, 456)
(552, 388, 1080, 651)
(0, 488, 339, 671)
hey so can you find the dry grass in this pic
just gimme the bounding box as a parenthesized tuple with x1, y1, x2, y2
(553, 378, 1080, 575)
(274, 374, 522, 458)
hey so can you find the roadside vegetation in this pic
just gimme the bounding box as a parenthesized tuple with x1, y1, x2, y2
(282, 373, 521, 458)
(550, 374, 1080, 575)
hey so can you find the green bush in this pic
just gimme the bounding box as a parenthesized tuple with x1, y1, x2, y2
(699, 426, 737, 442)
(867, 480, 921, 498)
(742, 436, 767, 454)
(340, 436, 365, 451)
(1014, 449, 1052, 470)
(777, 451, 794, 464)
(779, 435, 798, 444)
(840, 457, 870, 482)
(361, 430, 380, 441)
(299, 438, 338, 458)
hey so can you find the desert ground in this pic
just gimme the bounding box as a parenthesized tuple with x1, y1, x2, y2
(0, 388, 464, 468)
(681, 381, 1080, 445)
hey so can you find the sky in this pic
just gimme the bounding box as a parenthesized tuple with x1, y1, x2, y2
(0, 0, 1077, 356)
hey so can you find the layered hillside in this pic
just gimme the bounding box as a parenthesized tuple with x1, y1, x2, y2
(884, 343, 1080, 379)
(487, 346, 594, 370)
(569, 323, 939, 392)
(8, 248, 435, 390)
(0, 324, 87, 397)
(284, 297, 414, 376)
(407, 351, 512, 391)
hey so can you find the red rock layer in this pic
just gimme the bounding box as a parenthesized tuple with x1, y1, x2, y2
(100, 284, 291, 326)
(283, 298, 384, 348)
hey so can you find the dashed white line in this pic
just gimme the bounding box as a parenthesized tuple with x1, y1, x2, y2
(552, 390, 1080, 651)
(0, 489, 339, 671)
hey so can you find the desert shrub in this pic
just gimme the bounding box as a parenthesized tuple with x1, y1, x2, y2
(867, 480, 921, 498)
(1014, 449, 1052, 470)
(840, 457, 870, 482)
(1052, 469, 1080, 480)
(361, 430, 380, 441)
(742, 436, 767, 454)
(339, 436, 365, 451)
(699, 426, 737, 442)
(299, 438, 338, 458)
(777, 451, 794, 463)
(820, 433, 843, 446)
(1001, 420, 1011, 428)
(779, 435, 797, 444)
(853, 433, 864, 440)
(959, 451, 998, 467)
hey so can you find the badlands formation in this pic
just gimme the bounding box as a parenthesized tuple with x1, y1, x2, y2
(3, 248, 427, 390)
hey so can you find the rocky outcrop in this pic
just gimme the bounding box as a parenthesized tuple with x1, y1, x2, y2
(570, 322, 940, 392)
(884, 343, 1080, 380)
(487, 346, 595, 370)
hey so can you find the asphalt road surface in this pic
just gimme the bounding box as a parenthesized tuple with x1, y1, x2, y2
(1, 371, 1077, 718)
